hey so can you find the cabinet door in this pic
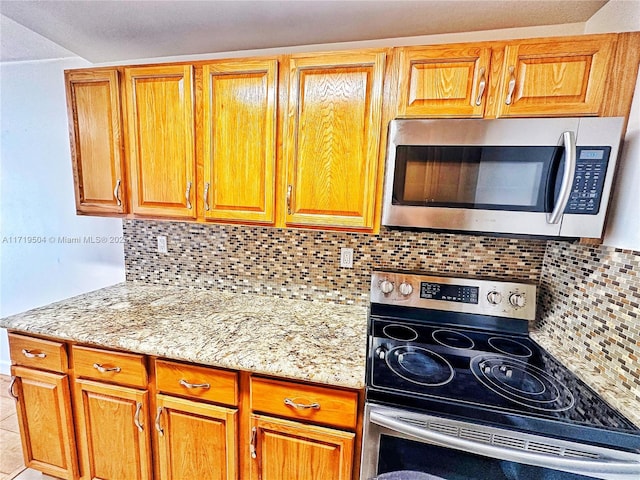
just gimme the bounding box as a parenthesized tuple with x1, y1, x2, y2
(284, 51, 386, 229)
(75, 379, 152, 480)
(397, 44, 492, 117)
(124, 65, 196, 218)
(202, 59, 278, 224)
(495, 35, 616, 117)
(155, 394, 237, 480)
(250, 414, 354, 480)
(10, 366, 78, 480)
(65, 69, 126, 215)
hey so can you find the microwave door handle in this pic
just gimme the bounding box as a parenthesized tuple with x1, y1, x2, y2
(370, 410, 640, 478)
(547, 130, 576, 224)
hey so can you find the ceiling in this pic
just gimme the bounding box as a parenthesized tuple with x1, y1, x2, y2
(0, 0, 610, 64)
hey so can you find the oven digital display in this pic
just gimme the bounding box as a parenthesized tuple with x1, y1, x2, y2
(420, 282, 479, 304)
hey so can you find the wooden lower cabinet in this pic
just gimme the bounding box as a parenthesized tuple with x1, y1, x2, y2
(154, 394, 237, 480)
(74, 379, 152, 480)
(10, 366, 78, 480)
(250, 414, 355, 480)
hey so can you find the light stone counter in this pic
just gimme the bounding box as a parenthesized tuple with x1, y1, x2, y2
(0, 283, 368, 389)
(531, 330, 640, 428)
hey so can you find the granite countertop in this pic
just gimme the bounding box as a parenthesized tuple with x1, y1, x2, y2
(0, 283, 368, 389)
(531, 330, 640, 428)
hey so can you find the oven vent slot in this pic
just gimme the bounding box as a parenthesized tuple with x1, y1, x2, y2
(526, 441, 563, 456)
(459, 428, 492, 443)
(397, 416, 602, 461)
(492, 434, 526, 449)
(563, 449, 600, 460)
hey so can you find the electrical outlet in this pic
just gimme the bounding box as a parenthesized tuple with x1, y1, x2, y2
(340, 247, 354, 268)
(157, 235, 168, 254)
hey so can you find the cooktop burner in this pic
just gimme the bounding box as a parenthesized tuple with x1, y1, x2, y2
(470, 355, 574, 412)
(386, 346, 454, 387)
(366, 271, 640, 452)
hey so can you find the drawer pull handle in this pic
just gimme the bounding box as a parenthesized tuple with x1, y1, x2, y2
(250, 426, 257, 459)
(475, 67, 486, 106)
(134, 402, 144, 432)
(155, 407, 164, 436)
(93, 363, 121, 373)
(114, 178, 122, 206)
(284, 398, 320, 410)
(8, 376, 18, 400)
(22, 349, 46, 359)
(505, 65, 516, 105)
(179, 379, 210, 390)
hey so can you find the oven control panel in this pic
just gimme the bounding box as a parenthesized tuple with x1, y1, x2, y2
(371, 271, 536, 321)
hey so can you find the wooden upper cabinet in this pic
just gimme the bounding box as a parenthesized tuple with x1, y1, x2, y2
(284, 50, 386, 229)
(201, 59, 278, 224)
(493, 34, 617, 117)
(65, 69, 126, 215)
(124, 65, 196, 218)
(397, 44, 493, 117)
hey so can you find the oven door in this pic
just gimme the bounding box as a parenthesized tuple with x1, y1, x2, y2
(361, 404, 640, 480)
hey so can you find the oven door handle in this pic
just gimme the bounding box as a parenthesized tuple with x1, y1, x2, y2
(370, 410, 640, 478)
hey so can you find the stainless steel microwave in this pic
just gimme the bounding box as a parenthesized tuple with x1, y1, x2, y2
(382, 117, 625, 238)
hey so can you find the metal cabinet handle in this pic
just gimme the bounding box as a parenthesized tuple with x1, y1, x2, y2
(204, 182, 210, 211)
(284, 398, 320, 410)
(155, 407, 164, 436)
(114, 178, 122, 206)
(475, 67, 486, 106)
(22, 349, 46, 359)
(134, 402, 144, 432)
(286, 184, 292, 215)
(505, 66, 516, 105)
(93, 363, 121, 373)
(547, 130, 577, 225)
(8, 376, 18, 400)
(250, 426, 257, 459)
(179, 378, 210, 390)
(185, 181, 192, 209)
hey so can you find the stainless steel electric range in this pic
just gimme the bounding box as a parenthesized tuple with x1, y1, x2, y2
(361, 271, 640, 480)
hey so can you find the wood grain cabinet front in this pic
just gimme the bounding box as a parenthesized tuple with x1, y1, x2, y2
(249, 414, 355, 480)
(123, 65, 196, 219)
(397, 34, 617, 118)
(8, 332, 68, 373)
(155, 394, 238, 480)
(201, 59, 278, 224)
(283, 50, 386, 230)
(74, 379, 152, 480)
(9, 365, 78, 480)
(65, 68, 126, 215)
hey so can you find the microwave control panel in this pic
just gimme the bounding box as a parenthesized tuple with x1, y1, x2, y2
(565, 146, 611, 215)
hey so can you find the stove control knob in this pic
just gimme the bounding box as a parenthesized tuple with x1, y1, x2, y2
(375, 346, 387, 360)
(379, 280, 395, 295)
(509, 292, 526, 308)
(398, 282, 413, 297)
(486, 291, 503, 305)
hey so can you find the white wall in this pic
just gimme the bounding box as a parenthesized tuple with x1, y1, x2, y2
(0, 57, 126, 374)
(585, 0, 640, 250)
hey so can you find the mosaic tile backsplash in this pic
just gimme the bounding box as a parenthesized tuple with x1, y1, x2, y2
(123, 219, 546, 306)
(536, 242, 640, 406)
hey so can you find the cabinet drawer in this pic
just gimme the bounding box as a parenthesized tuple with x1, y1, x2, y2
(250, 377, 359, 429)
(155, 359, 238, 406)
(8, 333, 67, 373)
(72, 345, 147, 388)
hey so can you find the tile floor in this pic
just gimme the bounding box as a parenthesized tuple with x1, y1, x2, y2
(0, 375, 56, 480)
